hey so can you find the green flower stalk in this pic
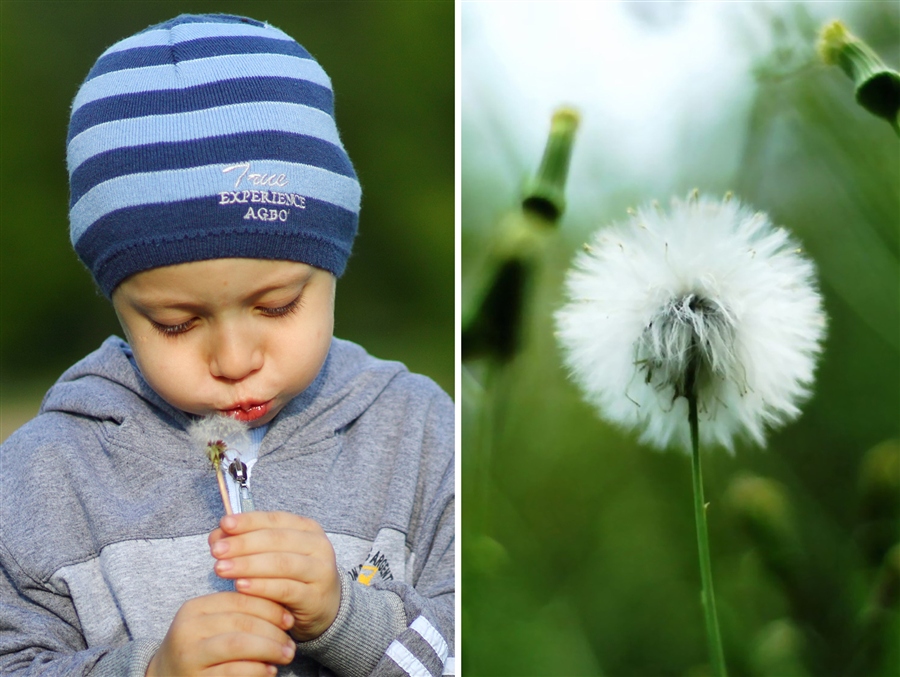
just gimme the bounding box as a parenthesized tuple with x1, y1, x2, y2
(818, 20, 900, 135)
(462, 107, 579, 362)
(687, 363, 727, 677)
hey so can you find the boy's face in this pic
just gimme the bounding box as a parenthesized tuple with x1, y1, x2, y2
(112, 258, 335, 427)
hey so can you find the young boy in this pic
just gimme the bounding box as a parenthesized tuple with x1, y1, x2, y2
(0, 13, 454, 677)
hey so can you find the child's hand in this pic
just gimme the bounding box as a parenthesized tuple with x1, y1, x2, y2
(146, 591, 296, 677)
(209, 511, 342, 642)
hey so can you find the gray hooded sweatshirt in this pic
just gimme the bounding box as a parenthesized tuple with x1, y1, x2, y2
(0, 336, 454, 677)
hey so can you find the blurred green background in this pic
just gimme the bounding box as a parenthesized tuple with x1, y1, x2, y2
(462, 2, 898, 676)
(0, 0, 454, 441)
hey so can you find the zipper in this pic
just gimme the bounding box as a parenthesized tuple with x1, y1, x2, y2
(227, 458, 256, 513)
(219, 425, 265, 514)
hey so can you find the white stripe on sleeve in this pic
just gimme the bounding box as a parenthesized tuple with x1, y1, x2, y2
(386, 640, 431, 677)
(410, 615, 450, 662)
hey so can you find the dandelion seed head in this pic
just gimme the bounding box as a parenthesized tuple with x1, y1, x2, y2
(637, 293, 739, 400)
(555, 195, 826, 451)
(188, 415, 249, 468)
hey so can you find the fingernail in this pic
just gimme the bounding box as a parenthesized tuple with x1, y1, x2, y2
(283, 644, 295, 659)
(282, 611, 294, 628)
(211, 541, 228, 556)
(267, 665, 277, 676)
(215, 559, 233, 573)
(235, 578, 250, 590)
(221, 515, 237, 530)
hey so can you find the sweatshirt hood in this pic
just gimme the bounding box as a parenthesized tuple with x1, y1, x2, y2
(40, 336, 407, 454)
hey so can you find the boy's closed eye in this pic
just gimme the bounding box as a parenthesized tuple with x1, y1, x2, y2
(257, 294, 304, 319)
(147, 295, 305, 338)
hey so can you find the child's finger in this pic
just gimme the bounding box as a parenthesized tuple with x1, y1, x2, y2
(200, 662, 279, 677)
(211, 527, 324, 560)
(192, 591, 295, 630)
(202, 611, 295, 647)
(219, 511, 323, 536)
(234, 576, 303, 604)
(188, 613, 295, 668)
(199, 631, 296, 667)
(214, 551, 331, 588)
(208, 526, 226, 548)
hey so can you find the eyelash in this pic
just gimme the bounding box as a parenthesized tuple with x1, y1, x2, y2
(259, 296, 303, 318)
(150, 319, 195, 337)
(150, 296, 303, 338)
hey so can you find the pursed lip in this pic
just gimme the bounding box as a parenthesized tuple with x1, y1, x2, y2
(219, 399, 273, 422)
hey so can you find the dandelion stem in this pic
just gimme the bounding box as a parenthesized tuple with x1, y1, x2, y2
(216, 467, 233, 516)
(687, 360, 727, 676)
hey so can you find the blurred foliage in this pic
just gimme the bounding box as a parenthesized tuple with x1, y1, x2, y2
(463, 3, 898, 676)
(0, 0, 454, 433)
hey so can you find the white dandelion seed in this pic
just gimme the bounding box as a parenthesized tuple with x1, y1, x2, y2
(188, 415, 249, 515)
(555, 193, 826, 452)
(188, 415, 249, 464)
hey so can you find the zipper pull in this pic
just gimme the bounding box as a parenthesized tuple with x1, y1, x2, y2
(228, 459, 256, 513)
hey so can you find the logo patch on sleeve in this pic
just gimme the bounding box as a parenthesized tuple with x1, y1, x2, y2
(349, 550, 394, 586)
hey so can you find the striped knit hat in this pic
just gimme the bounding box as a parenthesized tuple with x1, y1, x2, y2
(67, 13, 361, 297)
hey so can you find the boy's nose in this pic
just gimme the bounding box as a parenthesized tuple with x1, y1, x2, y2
(208, 328, 263, 381)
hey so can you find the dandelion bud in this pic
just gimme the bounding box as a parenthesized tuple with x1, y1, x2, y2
(872, 544, 900, 612)
(857, 439, 900, 567)
(857, 544, 900, 673)
(521, 107, 580, 222)
(818, 20, 900, 133)
(466, 534, 511, 578)
(750, 619, 810, 677)
(726, 474, 800, 581)
(859, 439, 900, 515)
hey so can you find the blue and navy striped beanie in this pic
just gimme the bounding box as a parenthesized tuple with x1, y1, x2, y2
(67, 13, 361, 297)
